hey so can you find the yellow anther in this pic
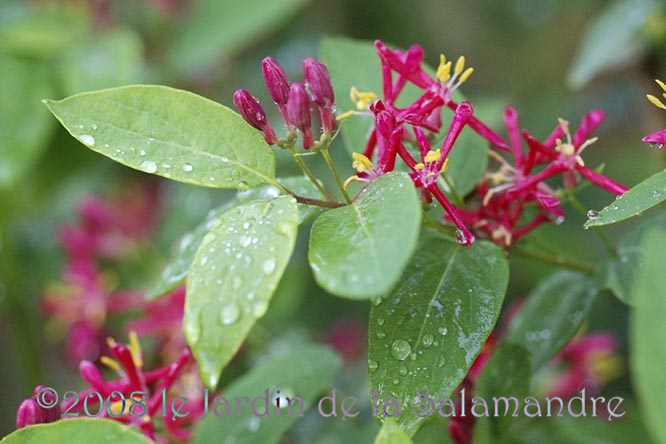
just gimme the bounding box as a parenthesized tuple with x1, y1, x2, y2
(436, 55, 451, 82)
(647, 94, 666, 110)
(459, 67, 474, 84)
(350, 87, 377, 110)
(109, 400, 127, 416)
(336, 110, 355, 120)
(426, 172, 436, 178)
(454, 56, 465, 76)
(555, 138, 575, 156)
(352, 152, 373, 173)
(128, 331, 143, 368)
(441, 157, 449, 172)
(101, 356, 121, 371)
(558, 118, 571, 138)
(107, 337, 117, 348)
(343, 175, 359, 190)
(656, 78, 666, 93)
(414, 163, 425, 170)
(424, 149, 441, 163)
(588, 351, 623, 385)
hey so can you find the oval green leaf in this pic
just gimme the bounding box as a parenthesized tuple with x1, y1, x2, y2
(630, 227, 666, 444)
(184, 196, 299, 388)
(0, 418, 151, 444)
(504, 271, 598, 371)
(585, 169, 666, 228)
(368, 233, 508, 436)
(374, 418, 414, 444)
(43, 85, 275, 189)
(194, 343, 341, 444)
(308, 172, 421, 299)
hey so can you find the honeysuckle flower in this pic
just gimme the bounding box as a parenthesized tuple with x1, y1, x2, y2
(286, 82, 315, 149)
(232, 89, 278, 144)
(261, 56, 290, 120)
(642, 79, 666, 149)
(303, 58, 337, 133)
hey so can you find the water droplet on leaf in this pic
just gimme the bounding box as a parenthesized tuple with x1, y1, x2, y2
(391, 339, 412, 361)
(80, 134, 95, 147)
(220, 303, 240, 325)
(182, 163, 194, 172)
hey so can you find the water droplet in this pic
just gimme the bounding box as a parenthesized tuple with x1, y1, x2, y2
(455, 229, 474, 246)
(392, 378, 400, 385)
(586, 210, 598, 219)
(220, 303, 240, 325)
(262, 258, 277, 275)
(377, 318, 385, 326)
(390, 339, 412, 361)
(239, 235, 252, 247)
(553, 215, 565, 225)
(237, 181, 250, 191)
(438, 327, 448, 336)
(371, 295, 383, 306)
(182, 163, 194, 172)
(80, 134, 95, 147)
(232, 276, 243, 289)
(252, 300, 269, 317)
(91, 124, 98, 130)
(653, 189, 662, 199)
(221, 156, 229, 163)
(140, 160, 158, 173)
(247, 416, 260, 432)
(438, 356, 447, 367)
(399, 365, 408, 376)
(409, 352, 417, 361)
(139, 149, 147, 157)
(376, 331, 386, 339)
(242, 221, 252, 230)
(422, 334, 435, 348)
(368, 360, 378, 372)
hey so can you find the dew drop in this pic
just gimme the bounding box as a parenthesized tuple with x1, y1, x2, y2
(140, 160, 158, 173)
(139, 149, 147, 157)
(80, 134, 95, 147)
(586, 210, 598, 219)
(438, 356, 447, 367)
(232, 276, 243, 290)
(221, 156, 229, 163)
(91, 124, 98, 130)
(438, 327, 448, 336)
(375, 331, 386, 339)
(399, 365, 408, 376)
(252, 300, 269, 317)
(262, 258, 277, 275)
(220, 303, 240, 325)
(246, 416, 260, 432)
(237, 181, 250, 191)
(392, 378, 400, 385)
(368, 360, 379, 372)
(242, 221, 252, 230)
(239, 235, 252, 247)
(422, 334, 435, 348)
(653, 189, 662, 199)
(371, 295, 383, 306)
(455, 229, 474, 246)
(377, 318, 385, 326)
(409, 352, 417, 361)
(199, 255, 208, 266)
(182, 163, 194, 172)
(390, 339, 412, 361)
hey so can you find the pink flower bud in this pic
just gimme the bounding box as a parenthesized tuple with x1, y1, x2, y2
(16, 399, 41, 429)
(303, 58, 337, 133)
(232, 89, 278, 145)
(286, 82, 314, 148)
(261, 57, 290, 107)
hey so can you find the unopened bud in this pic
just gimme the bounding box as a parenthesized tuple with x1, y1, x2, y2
(261, 57, 290, 107)
(286, 83, 314, 148)
(303, 58, 337, 133)
(232, 89, 278, 144)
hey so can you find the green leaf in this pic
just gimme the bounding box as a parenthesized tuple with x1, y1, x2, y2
(504, 271, 598, 371)
(59, 28, 144, 96)
(184, 196, 299, 388)
(477, 343, 531, 440)
(0, 419, 151, 444)
(631, 227, 666, 444)
(194, 344, 341, 444)
(43, 85, 275, 189)
(438, 126, 488, 199)
(368, 233, 508, 436)
(585, 169, 666, 227)
(0, 54, 54, 187)
(566, 0, 659, 89)
(375, 418, 414, 444)
(147, 177, 322, 300)
(167, 0, 310, 74)
(309, 172, 421, 299)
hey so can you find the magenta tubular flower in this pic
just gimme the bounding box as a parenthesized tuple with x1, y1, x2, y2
(303, 58, 337, 133)
(286, 82, 315, 149)
(232, 89, 278, 145)
(262, 56, 290, 119)
(642, 128, 666, 150)
(16, 386, 61, 429)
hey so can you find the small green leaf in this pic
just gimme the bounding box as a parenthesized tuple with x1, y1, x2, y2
(43, 85, 275, 189)
(504, 271, 598, 371)
(585, 169, 666, 227)
(477, 343, 531, 440)
(375, 418, 414, 444)
(631, 227, 666, 444)
(167, 0, 310, 74)
(369, 233, 508, 435)
(147, 177, 322, 300)
(0, 419, 151, 444)
(59, 28, 144, 96)
(566, 0, 659, 89)
(309, 172, 421, 299)
(185, 196, 299, 388)
(194, 344, 341, 444)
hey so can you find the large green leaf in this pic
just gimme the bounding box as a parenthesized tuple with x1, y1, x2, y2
(309, 172, 421, 299)
(504, 271, 598, 371)
(585, 169, 666, 228)
(43, 85, 275, 189)
(0, 419, 151, 444)
(147, 176, 322, 299)
(566, 0, 659, 89)
(184, 196, 299, 388)
(631, 227, 666, 444)
(59, 28, 144, 96)
(194, 344, 341, 444)
(375, 418, 414, 444)
(167, 0, 310, 74)
(368, 233, 508, 436)
(0, 54, 54, 187)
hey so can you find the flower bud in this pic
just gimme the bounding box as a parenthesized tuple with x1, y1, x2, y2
(16, 399, 41, 429)
(232, 89, 278, 145)
(261, 57, 290, 107)
(286, 82, 314, 148)
(303, 58, 337, 133)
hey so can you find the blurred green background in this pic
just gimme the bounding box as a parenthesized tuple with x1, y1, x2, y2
(1, 0, 664, 439)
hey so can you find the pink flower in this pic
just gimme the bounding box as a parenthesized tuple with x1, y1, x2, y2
(642, 79, 666, 149)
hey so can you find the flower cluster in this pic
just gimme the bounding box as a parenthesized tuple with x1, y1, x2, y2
(233, 57, 336, 149)
(642, 78, 666, 149)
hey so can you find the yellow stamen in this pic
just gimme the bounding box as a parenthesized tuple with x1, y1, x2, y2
(350, 87, 377, 110)
(426, 172, 436, 178)
(647, 94, 666, 110)
(336, 110, 355, 121)
(441, 158, 449, 172)
(656, 78, 666, 93)
(587, 351, 623, 385)
(128, 331, 143, 368)
(107, 337, 117, 348)
(459, 67, 474, 84)
(436, 55, 451, 82)
(424, 148, 441, 163)
(343, 175, 359, 190)
(454, 56, 465, 76)
(109, 400, 127, 416)
(101, 356, 121, 371)
(555, 138, 575, 156)
(414, 163, 425, 170)
(351, 152, 373, 173)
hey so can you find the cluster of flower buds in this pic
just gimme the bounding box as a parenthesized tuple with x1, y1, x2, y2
(233, 57, 336, 149)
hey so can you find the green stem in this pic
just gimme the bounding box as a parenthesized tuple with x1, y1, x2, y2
(320, 148, 352, 204)
(254, 172, 344, 208)
(513, 246, 596, 275)
(287, 145, 334, 201)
